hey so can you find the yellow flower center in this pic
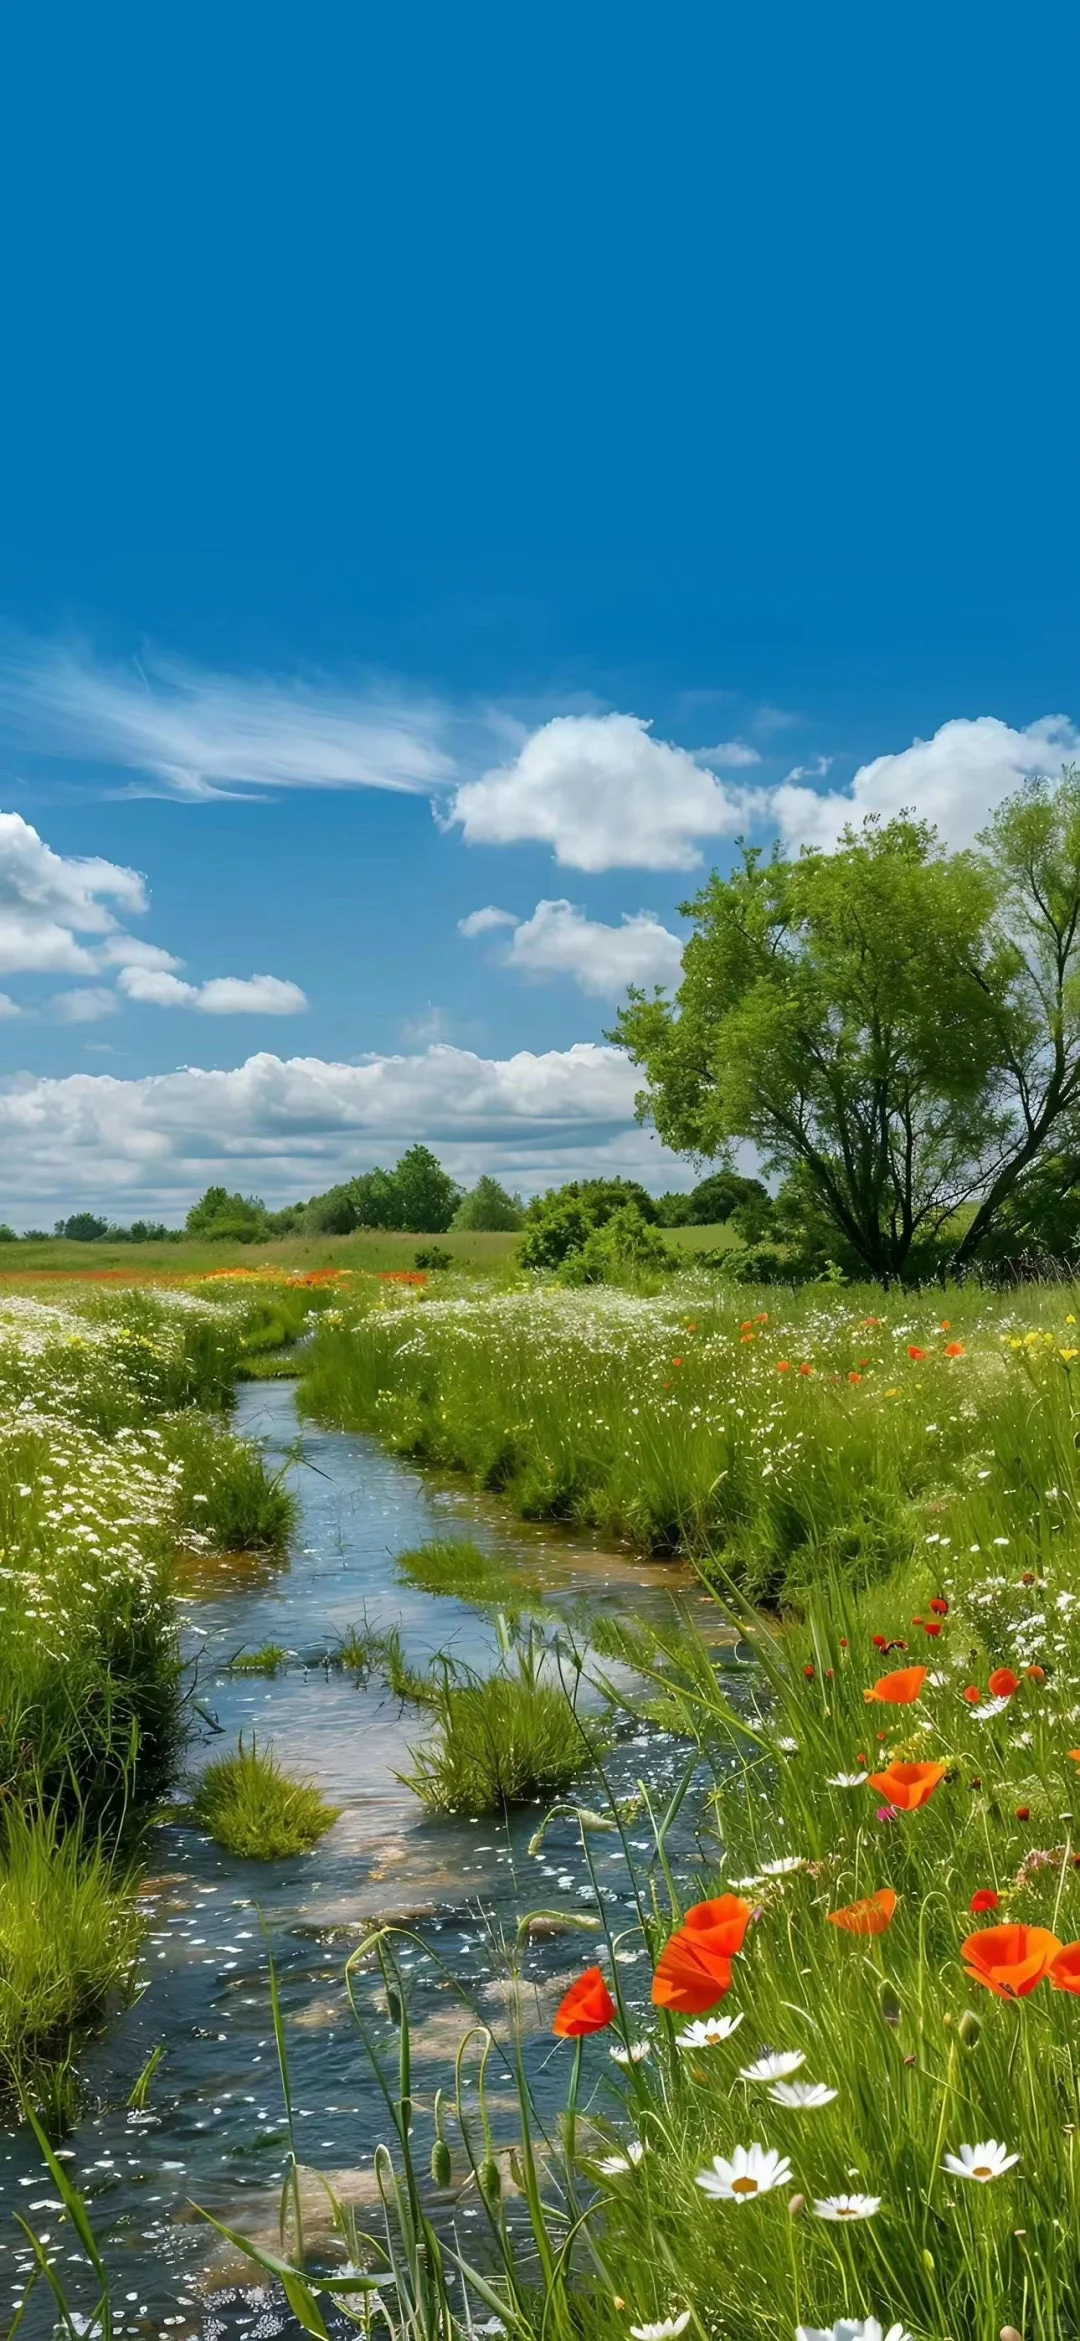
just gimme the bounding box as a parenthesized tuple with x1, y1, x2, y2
(731, 2176, 759, 2195)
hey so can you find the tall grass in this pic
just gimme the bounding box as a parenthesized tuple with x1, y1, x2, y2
(0, 1806, 141, 2092)
(300, 1279, 1080, 1597)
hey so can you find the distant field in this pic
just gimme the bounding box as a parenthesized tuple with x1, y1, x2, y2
(0, 1219, 738, 1280)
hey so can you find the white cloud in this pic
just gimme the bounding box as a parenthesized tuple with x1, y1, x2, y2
(0, 1042, 656, 1217)
(458, 905, 518, 937)
(97, 936, 183, 973)
(0, 995, 21, 1020)
(51, 988, 120, 1024)
(0, 642, 456, 802)
(0, 812, 147, 974)
(448, 713, 749, 872)
(772, 716, 1080, 852)
(116, 967, 308, 1015)
(494, 899, 683, 997)
(696, 739, 763, 769)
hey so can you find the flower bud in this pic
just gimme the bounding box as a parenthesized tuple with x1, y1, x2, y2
(787, 2192, 806, 2217)
(958, 2009, 981, 2047)
(430, 2137, 452, 2187)
(479, 2154, 501, 2205)
(922, 2248, 935, 2275)
(386, 1986, 402, 2026)
(1000, 2328, 1022, 2341)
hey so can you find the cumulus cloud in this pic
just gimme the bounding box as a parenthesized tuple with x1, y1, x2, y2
(448, 713, 749, 872)
(116, 967, 308, 1014)
(483, 899, 683, 997)
(0, 812, 147, 974)
(772, 715, 1080, 852)
(51, 988, 120, 1024)
(0, 1042, 652, 1217)
(0, 641, 456, 802)
(458, 905, 518, 937)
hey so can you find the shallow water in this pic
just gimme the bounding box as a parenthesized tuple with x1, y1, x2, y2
(0, 1382, 728, 2336)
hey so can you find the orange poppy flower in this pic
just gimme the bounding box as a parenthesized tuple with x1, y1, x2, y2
(944, 1341, 965, 1357)
(963, 1685, 982, 1705)
(1025, 1665, 1045, 1683)
(552, 1966, 617, 2036)
(650, 1894, 751, 2013)
(867, 1759, 948, 1811)
(970, 1888, 1000, 1914)
(864, 1665, 928, 1705)
(1050, 1941, 1080, 1995)
(777, 1360, 791, 1373)
(908, 1345, 926, 1360)
(962, 1922, 1063, 1999)
(651, 1937, 734, 2014)
(988, 1667, 1020, 1698)
(678, 1894, 753, 1959)
(827, 1887, 897, 1936)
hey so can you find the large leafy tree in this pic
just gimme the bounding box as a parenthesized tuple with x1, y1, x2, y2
(613, 776, 1080, 1281)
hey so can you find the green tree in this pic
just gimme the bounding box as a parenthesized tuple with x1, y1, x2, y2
(613, 809, 1030, 1283)
(390, 1145, 462, 1232)
(185, 1186, 270, 1243)
(451, 1175, 524, 1231)
(58, 1212, 110, 1242)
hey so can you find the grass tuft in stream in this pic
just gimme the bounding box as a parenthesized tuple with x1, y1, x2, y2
(402, 1649, 600, 1814)
(192, 1734, 340, 1858)
(395, 1535, 546, 1611)
(162, 1409, 299, 1551)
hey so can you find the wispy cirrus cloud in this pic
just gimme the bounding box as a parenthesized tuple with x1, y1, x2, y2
(0, 639, 457, 801)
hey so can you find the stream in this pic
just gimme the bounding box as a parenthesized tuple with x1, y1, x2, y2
(0, 1382, 728, 2338)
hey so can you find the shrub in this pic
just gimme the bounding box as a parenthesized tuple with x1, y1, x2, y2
(556, 1203, 675, 1285)
(185, 1185, 270, 1243)
(414, 1244, 454, 1271)
(191, 1737, 340, 1858)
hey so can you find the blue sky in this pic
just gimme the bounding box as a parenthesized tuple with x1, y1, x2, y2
(0, 1, 1076, 1220)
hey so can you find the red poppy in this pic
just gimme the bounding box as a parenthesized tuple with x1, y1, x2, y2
(803, 1664, 815, 1679)
(970, 1888, 1001, 1914)
(650, 1895, 751, 2014)
(962, 1923, 1062, 1999)
(867, 1759, 948, 1811)
(944, 1341, 965, 1357)
(777, 1360, 791, 1373)
(827, 1887, 897, 1937)
(908, 1345, 927, 1360)
(923, 1620, 942, 1637)
(798, 1362, 813, 1376)
(864, 1665, 928, 1705)
(679, 1894, 753, 1958)
(1015, 1807, 1030, 1821)
(672, 1357, 684, 1369)
(929, 1598, 949, 1616)
(962, 1685, 982, 1705)
(1050, 1942, 1080, 1995)
(553, 1966, 617, 2036)
(1025, 1665, 1045, 1683)
(988, 1668, 1021, 1699)
(848, 1371, 863, 1384)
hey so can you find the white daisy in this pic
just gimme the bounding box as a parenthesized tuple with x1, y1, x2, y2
(676, 2014, 744, 2048)
(629, 2316, 690, 2341)
(827, 1772, 869, 1788)
(971, 1695, 1011, 1720)
(595, 2140, 646, 2175)
(610, 2040, 652, 2065)
(730, 1875, 763, 1890)
(813, 2194, 881, 2221)
(758, 1855, 805, 1875)
(695, 2143, 791, 2201)
(740, 2050, 806, 2082)
(768, 2080, 838, 2109)
(942, 2138, 1019, 2183)
(797, 2323, 910, 2341)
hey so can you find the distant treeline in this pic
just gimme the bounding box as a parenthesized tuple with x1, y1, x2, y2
(1, 1151, 761, 1245)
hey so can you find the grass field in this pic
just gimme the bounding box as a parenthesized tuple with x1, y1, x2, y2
(0, 1219, 736, 1281)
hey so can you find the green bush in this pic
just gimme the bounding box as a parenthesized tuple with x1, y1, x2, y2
(192, 1737, 340, 1858)
(556, 1203, 675, 1285)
